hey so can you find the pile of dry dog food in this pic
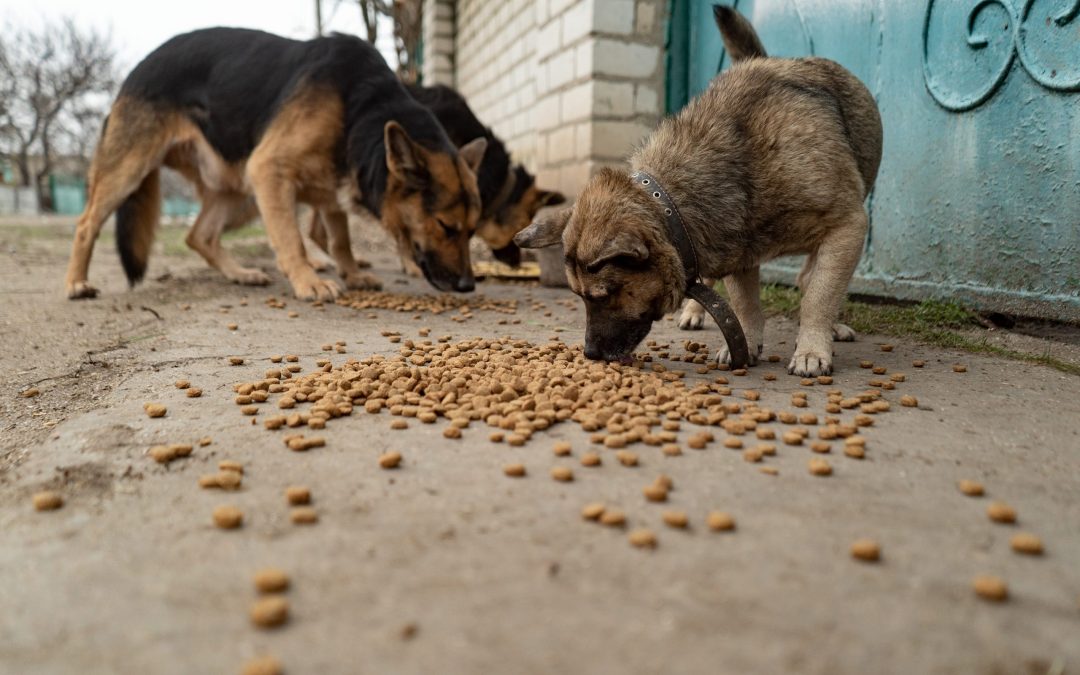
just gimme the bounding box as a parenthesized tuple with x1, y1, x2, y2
(334, 290, 519, 317)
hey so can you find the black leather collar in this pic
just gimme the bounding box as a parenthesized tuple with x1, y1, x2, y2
(630, 170, 750, 369)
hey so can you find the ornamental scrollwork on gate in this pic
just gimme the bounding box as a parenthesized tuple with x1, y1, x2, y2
(923, 0, 1080, 111)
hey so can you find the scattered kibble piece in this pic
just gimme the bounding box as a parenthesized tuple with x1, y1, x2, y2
(285, 486, 311, 505)
(254, 569, 290, 594)
(953, 364, 967, 373)
(290, 507, 318, 524)
(843, 445, 865, 459)
(174, 380, 190, 389)
(972, 575, 1008, 602)
(987, 501, 1017, 524)
(859, 361, 873, 369)
(810, 441, 831, 454)
(742, 447, 763, 463)
(580, 452, 601, 467)
(143, 403, 167, 418)
(615, 450, 639, 467)
(900, 395, 918, 407)
(642, 484, 668, 502)
(599, 509, 626, 527)
(1010, 533, 1043, 555)
(443, 426, 462, 439)
(661, 443, 682, 456)
(782, 431, 803, 446)
(880, 344, 894, 352)
(628, 528, 658, 548)
(662, 510, 689, 529)
(553, 441, 572, 456)
(250, 596, 290, 628)
(21, 387, 40, 398)
(808, 458, 833, 476)
(958, 480, 984, 497)
(186, 388, 203, 398)
(723, 437, 743, 450)
(912, 360, 925, 368)
(582, 502, 605, 520)
(379, 451, 403, 469)
(213, 505, 243, 529)
(229, 357, 245, 366)
(503, 463, 526, 478)
(850, 538, 881, 562)
(707, 511, 736, 531)
(759, 466, 779, 476)
(551, 466, 574, 482)
(390, 419, 408, 430)
(32, 491, 63, 511)
(227, 323, 238, 331)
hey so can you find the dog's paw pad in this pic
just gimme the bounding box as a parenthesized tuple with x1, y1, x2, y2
(832, 323, 857, 342)
(344, 272, 382, 291)
(788, 352, 833, 377)
(67, 281, 99, 300)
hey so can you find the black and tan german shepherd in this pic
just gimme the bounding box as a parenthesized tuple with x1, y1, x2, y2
(64, 27, 486, 301)
(305, 83, 565, 270)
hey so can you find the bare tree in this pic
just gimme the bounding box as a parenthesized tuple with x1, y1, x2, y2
(356, 0, 389, 43)
(0, 18, 116, 209)
(390, 0, 423, 84)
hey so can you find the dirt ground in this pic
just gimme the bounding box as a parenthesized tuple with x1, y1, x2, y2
(1, 217, 1078, 675)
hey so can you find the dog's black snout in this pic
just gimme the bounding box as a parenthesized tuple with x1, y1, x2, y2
(454, 276, 475, 293)
(584, 344, 603, 361)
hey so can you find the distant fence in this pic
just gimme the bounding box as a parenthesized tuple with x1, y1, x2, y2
(0, 185, 40, 215)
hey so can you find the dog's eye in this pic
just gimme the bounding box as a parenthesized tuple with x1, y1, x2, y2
(436, 218, 457, 236)
(586, 255, 643, 274)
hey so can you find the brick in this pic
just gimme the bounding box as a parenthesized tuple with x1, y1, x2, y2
(546, 49, 576, 89)
(547, 125, 578, 163)
(561, 1, 592, 45)
(575, 39, 595, 79)
(593, 80, 636, 116)
(550, 0, 580, 17)
(634, 1, 657, 35)
(595, 0, 636, 34)
(560, 81, 592, 122)
(590, 120, 652, 159)
(534, 94, 562, 131)
(536, 17, 562, 61)
(634, 84, 659, 114)
(592, 39, 659, 78)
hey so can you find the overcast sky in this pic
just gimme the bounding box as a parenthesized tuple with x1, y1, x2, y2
(3, 0, 398, 72)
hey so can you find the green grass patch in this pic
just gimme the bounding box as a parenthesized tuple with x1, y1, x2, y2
(734, 282, 1080, 376)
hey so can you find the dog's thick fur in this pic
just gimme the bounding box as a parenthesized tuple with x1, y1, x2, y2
(515, 6, 882, 376)
(65, 28, 486, 301)
(304, 83, 565, 272)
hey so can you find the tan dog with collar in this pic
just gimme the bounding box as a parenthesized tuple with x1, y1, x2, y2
(515, 6, 882, 376)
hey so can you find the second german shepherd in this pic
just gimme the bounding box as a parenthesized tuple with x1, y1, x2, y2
(64, 28, 486, 301)
(515, 7, 882, 376)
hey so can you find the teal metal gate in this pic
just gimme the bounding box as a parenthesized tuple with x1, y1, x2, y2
(667, 0, 1080, 321)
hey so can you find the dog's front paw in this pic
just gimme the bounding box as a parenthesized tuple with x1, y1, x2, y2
(788, 350, 833, 377)
(832, 323, 856, 342)
(343, 271, 382, 291)
(67, 280, 99, 299)
(715, 341, 761, 367)
(290, 273, 342, 302)
(677, 301, 706, 330)
(229, 267, 272, 286)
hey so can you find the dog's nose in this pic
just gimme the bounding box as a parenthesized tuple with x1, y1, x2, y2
(584, 344, 603, 361)
(454, 276, 475, 293)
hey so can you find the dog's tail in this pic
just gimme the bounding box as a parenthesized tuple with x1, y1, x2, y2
(115, 168, 161, 286)
(713, 5, 767, 61)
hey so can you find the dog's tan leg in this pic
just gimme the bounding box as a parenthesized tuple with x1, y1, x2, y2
(186, 195, 271, 285)
(302, 210, 337, 272)
(677, 277, 712, 330)
(789, 208, 867, 376)
(716, 268, 764, 365)
(321, 208, 381, 291)
(798, 253, 856, 342)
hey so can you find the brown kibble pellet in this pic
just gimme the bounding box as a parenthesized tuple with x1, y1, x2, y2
(628, 528, 657, 548)
(871, 366, 887, 375)
(443, 426, 462, 439)
(241, 406, 258, 416)
(503, 463, 526, 477)
(580, 452, 602, 467)
(662, 443, 682, 456)
(662, 510, 689, 529)
(953, 364, 967, 373)
(143, 403, 167, 418)
(973, 574, 1008, 602)
(880, 344, 894, 352)
(186, 387, 203, 398)
(551, 466, 573, 482)
(756, 428, 775, 440)
(707, 511, 735, 531)
(285, 486, 311, 505)
(913, 359, 925, 367)
(379, 451, 402, 469)
(859, 360, 873, 369)
(810, 441, 831, 454)
(582, 502, 605, 520)
(489, 432, 504, 443)
(782, 431, 802, 446)
(254, 568, 290, 594)
(32, 491, 63, 511)
(174, 380, 190, 390)
(21, 387, 41, 398)
(850, 538, 881, 562)
(742, 447, 763, 463)
(596, 509, 625, 527)
(759, 466, 779, 476)
(808, 458, 832, 476)
(290, 507, 318, 524)
(958, 480, 984, 497)
(250, 596, 289, 628)
(642, 484, 668, 502)
(1009, 533, 1043, 555)
(844, 445, 865, 459)
(506, 433, 525, 446)
(987, 501, 1016, 524)
(652, 474, 674, 491)
(242, 656, 283, 675)
(390, 419, 408, 430)
(900, 395, 918, 407)
(615, 450, 639, 467)
(212, 505, 243, 529)
(723, 437, 743, 450)
(229, 357, 245, 366)
(214, 471, 242, 490)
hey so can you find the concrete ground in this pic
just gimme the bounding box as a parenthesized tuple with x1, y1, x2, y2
(1, 218, 1078, 675)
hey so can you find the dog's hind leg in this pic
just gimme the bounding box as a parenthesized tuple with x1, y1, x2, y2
(677, 278, 712, 330)
(797, 252, 857, 342)
(716, 268, 764, 365)
(789, 208, 867, 376)
(321, 208, 381, 291)
(186, 194, 271, 285)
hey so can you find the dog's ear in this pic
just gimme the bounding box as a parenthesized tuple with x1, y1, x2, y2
(515, 207, 571, 248)
(458, 137, 487, 174)
(588, 232, 649, 269)
(385, 121, 428, 186)
(537, 190, 566, 208)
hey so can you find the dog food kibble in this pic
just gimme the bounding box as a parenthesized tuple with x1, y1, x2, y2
(642, 484, 668, 502)
(742, 447, 763, 463)
(600, 509, 626, 527)
(579, 452, 602, 467)
(290, 507, 318, 524)
(987, 501, 1016, 524)
(723, 437, 743, 450)
(213, 505, 243, 529)
(379, 451, 402, 469)
(662, 510, 689, 529)
(808, 458, 833, 476)
(859, 361, 873, 369)
(912, 359, 925, 367)
(973, 575, 1008, 602)
(850, 538, 881, 562)
(810, 441, 831, 454)
(32, 491, 64, 511)
(285, 486, 311, 505)
(242, 656, 283, 675)
(782, 431, 803, 446)
(615, 450, 639, 467)
(229, 357, 245, 366)
(707, 511, 736, 531)
(952, 364, 967, 373)
(759, 466, 779, 476)
(880, 344, 894, 352)
(958, 480, 984, 497)
(443, 426, 462, 439)
(143, 403, 167, 418)
(662, 443, 682, 456)
(1010, 533, 1043, 555)
(551, 466, 574, 482)
(254, 568, 290, 594)
(503, 463, 526, 477)
(250, 596, 290, 628)
(843, 445, 865, 459)
(390, 419, 408, 430)
(186, 387, 203, 398)
(174, 380, 191, 389)
(582, 502, 605, 520)
(900, 395, 918, 407)
(628, 528, 658, 549)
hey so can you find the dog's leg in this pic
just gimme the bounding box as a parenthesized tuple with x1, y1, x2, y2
(789, 209, 867, 376)
(677, 277, 712, 330)
(186, 194, 271, 285)
(322, 208, 381, 291)
(302, 210, 337, 272)
(798, 253, 856, 342)
(715, 268, 764, 365)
